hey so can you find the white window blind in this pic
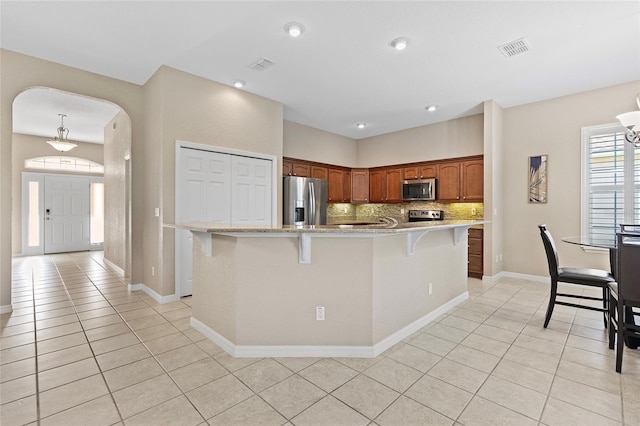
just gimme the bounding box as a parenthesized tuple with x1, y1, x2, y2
(582, 124, 640, 244)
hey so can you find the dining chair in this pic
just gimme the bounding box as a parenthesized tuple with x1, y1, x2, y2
(538, 224, 614, 328)
(608, 226, 640, 373)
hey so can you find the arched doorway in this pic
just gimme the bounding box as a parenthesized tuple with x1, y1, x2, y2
(12, 87, 133, 277)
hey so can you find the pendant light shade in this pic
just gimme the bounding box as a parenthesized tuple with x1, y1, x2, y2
(46, 114, 78, 152)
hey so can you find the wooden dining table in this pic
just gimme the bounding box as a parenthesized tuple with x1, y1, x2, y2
(562, 235, 639, 349)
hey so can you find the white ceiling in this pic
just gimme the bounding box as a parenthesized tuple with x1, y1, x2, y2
(13, 89, 121, 144)
(2, 1, 639, 141)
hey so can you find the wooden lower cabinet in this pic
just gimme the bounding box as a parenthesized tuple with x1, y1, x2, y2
(468, 228, 483, 278)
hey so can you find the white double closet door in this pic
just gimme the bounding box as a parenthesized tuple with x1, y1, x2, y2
(176, 146, 272, 296)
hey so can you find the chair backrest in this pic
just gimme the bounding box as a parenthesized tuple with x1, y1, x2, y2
(616, 231, 640, 303)
(539, 224, 559, 277)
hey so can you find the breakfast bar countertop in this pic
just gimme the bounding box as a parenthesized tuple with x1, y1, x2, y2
(168, 219, 487, 234)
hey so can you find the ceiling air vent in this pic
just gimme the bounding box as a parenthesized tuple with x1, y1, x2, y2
(249, 57, 274, 71)
(498, 37, 532, 58)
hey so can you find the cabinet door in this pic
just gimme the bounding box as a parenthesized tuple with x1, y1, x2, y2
(311, 166, 328, 180)
(283, 159, 292, 176)
(404, 166, 419, 180)
(291, 163, 310, 177)
(419, 165, 437, 178)
(385, 168, 403, 202)
(351, 169, 369, 203)
(343, 170, 351, 202)
(461, 159, 483, 201)
(437, 162, 461, 201)
(327, 168, 344, 202)
(369, 170, 385, 203)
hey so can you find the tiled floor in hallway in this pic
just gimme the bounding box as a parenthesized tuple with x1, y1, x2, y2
(1, 251, 640, 425)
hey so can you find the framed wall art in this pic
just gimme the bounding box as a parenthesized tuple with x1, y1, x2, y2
(529, 154, 547, 203)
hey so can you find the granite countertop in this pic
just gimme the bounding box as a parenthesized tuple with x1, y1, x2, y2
(168, 220, 487, 234)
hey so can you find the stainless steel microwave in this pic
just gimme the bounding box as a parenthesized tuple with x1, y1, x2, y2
(402, 178, 436, 201)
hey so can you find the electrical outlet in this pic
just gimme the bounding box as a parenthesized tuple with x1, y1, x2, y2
(471, 207, 477, 215)
(401, 208, 405, 214)
(154, 208, 160, 217)
(499, 253, 503, 262)
(315, 306, 325, 321)
(151, 266, 155, 276)
(428, 283, 433, 295)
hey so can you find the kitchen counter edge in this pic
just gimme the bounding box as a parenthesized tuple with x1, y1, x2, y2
(166, 220, 488, 234)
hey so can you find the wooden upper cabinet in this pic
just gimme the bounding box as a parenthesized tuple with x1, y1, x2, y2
(327, 168, 345, 202)
(351, 169, 369, 203)
(344, 170, 352, 202)
(282, 159, 292, 176)
(369, 168, 403, 203)
(461, 159, 483, 201)
(437, 157, 483, 202)
(369, 170, 385, 203)
(311, 166, 328, 180)
(404, 164, 437, 180)
(385, 168, 403, 202)
(437, 162, 462, 201)
(282, 158, 311, 177)
(292, 163, 310, 177)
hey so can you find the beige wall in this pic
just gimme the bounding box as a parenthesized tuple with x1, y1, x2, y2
(283, 120, 357, 167)
(355, 114, 484, 168)
(103, 110, 131, 272)
(143, 66, 284, 297)
(0, 49, 144, 310)
(11, 133, 104, 254)
(503, 80, 640, 277)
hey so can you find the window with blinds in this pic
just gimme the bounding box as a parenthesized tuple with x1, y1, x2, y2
(583, 124, 639, 244)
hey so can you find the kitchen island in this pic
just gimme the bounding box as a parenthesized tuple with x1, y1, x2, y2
(172, 220, 485, 358)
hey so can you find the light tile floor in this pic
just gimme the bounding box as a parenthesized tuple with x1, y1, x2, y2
(2, 252, 640, 425)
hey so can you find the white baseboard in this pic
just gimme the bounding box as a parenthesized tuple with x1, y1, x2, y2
(128, 283, 179, 304)
(0, 304, 13, 314)
(103, 257, 124, 277)
(372, 291, 469, 356)
(191, 291, 469, 358)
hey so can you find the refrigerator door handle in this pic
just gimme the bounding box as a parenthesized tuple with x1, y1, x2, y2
(308, 181, 316, 225)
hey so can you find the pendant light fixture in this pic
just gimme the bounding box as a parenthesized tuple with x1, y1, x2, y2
(46, 113, 78, 152)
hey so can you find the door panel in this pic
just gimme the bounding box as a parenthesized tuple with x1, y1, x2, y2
(177, 149, 232, 297)
(231, 156, 272, 225)
(44, 175, 91, 253)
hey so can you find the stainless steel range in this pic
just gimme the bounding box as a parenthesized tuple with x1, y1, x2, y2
(408, 209, 444, 222)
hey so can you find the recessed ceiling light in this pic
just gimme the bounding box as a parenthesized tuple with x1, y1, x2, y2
(232, 80, 246, 88)
(285, 22, 304, 37)
(356, 123, 367, 129)
(390, 37, 408, 50)
(426, 105, 437, 112)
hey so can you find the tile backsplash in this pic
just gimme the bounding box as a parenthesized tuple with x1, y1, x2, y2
(327, 202, 484, 223)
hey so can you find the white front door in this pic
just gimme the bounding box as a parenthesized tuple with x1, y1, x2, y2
(44, 175, 91, 254)
(176, 148, 232, 297)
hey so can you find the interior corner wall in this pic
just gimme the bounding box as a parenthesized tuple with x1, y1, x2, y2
(355, 114, 484, 168)
(482, 100, 504, 278)
(11, 133, 104, 254)
(503, 80, 640, 277)
(0, 49, 144, 310)
(283, 120, 357, 167)
(103, 110, 131, 272)
(142, 66, 284, 298)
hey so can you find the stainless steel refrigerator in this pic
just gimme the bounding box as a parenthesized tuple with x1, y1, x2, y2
(283, 176, 327, 225)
